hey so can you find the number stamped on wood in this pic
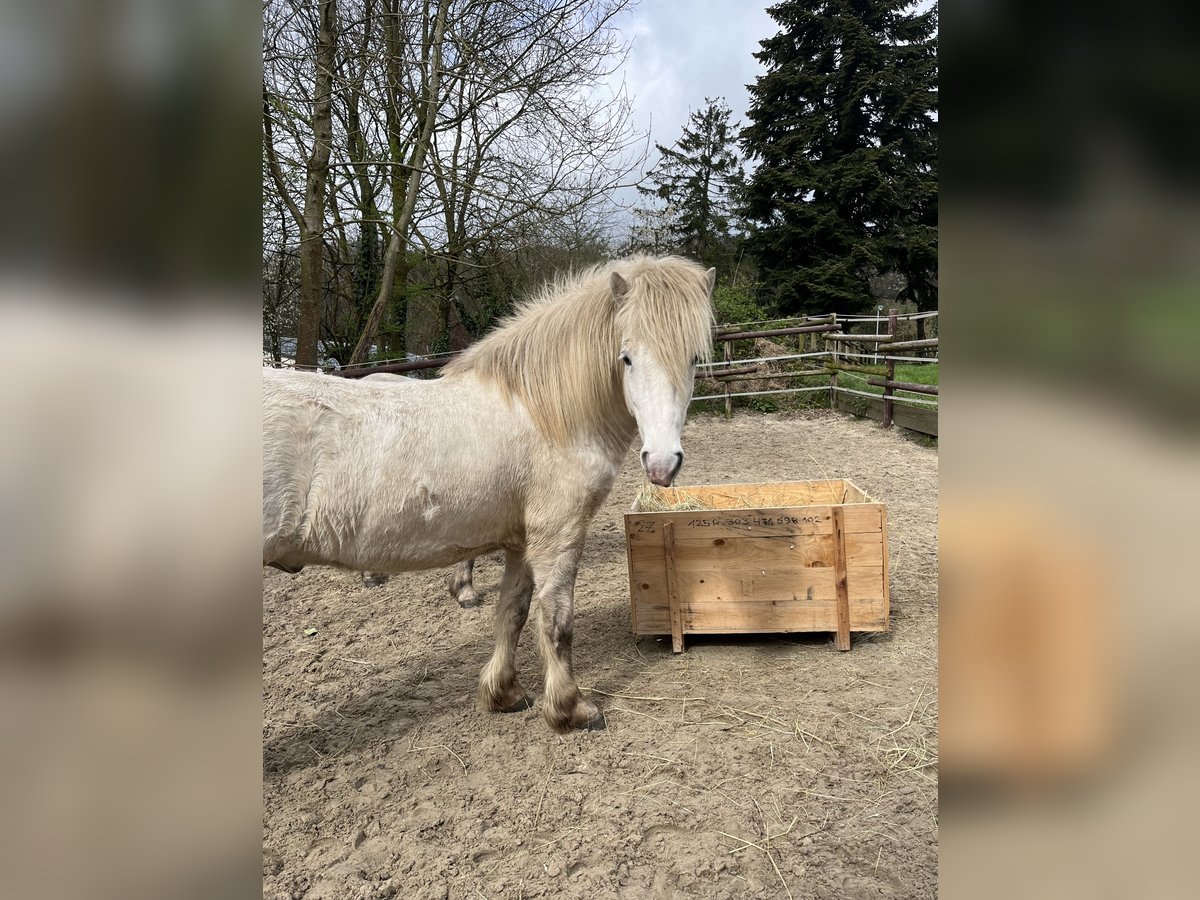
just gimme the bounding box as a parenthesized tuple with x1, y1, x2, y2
(685, 513, 826, 529)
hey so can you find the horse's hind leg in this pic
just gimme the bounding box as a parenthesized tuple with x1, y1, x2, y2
(478, 550, 534, 714)
(527, 542, 603, 733)
(448, 558, 480, 608)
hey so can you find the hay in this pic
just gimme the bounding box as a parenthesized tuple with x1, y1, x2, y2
(634, 483, 713, 512)
(634, 481, 777, 512)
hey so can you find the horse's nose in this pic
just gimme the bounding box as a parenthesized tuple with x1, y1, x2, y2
(643, 450, 683, 487)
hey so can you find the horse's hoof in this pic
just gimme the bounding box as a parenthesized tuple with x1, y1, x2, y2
(581, 712, 607, 732)
(500, 696, 534, 713)
(457, 595, 482, 609)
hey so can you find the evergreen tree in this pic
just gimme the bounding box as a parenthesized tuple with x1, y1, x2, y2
(739, 1, 937, 314)
(634, 98, 744, 274)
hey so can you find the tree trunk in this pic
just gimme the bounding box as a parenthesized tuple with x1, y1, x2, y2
(295, 0, 338, 369)
(348, 0, 450, 366)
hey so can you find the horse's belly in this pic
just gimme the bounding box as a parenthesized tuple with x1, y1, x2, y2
(350, 487, 520, 573)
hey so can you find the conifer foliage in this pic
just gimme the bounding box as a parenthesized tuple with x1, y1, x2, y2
(739, 1, 938, 314)
(634, 98, 744, 274)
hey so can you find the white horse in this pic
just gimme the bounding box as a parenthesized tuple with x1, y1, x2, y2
(357, 372, 480, 608)
(263, 255, 715, 731)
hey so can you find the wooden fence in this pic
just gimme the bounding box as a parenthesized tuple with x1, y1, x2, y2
(325, 308, 939, 437)
(699, 308, 939, 436)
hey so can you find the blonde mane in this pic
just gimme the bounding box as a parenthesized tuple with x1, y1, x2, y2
(442, 255, 715, 446)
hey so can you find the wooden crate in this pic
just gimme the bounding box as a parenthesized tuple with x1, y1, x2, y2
(624, 479, 889, 652)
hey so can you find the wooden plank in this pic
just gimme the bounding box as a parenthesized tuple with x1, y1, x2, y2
(637, 504, 883, 543)
(842, 481, 868, 503)
(633, 532, 833, 568)
(833, 392, 938, 437)
(713, 315, 833, 337)
(681, 597, 888, 633)
(624, 513, 641, 634)
(723, 341, 732, 419)
(868, 378, 938, 395)
(828, 314, 838, 400)
(663, 522, 683, 653)
(715, 323, 840, 342)
(699, 364, 759, 380)
(336, 354, 459, 377)
(630, 561, 885, 630)
(635, 596, 890, 634)
(881, 507, 891, 628)
(892, 402, 938, 436)
(824, 361, 888, 376)
(630, 533, 883, 572)
(832, 507, 851, 650)
(885, 338, 938, 352)
(672, 567, 885, 603)
(711, 369, 830, 385)
(824, 333, 894, 342)
(650, 479, 847, 509)
(630, 565, 883, 606)
(884, 308, 897, 428)
(842, 478, 876, 503)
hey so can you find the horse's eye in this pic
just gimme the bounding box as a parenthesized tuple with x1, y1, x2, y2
(620, 353, 632, 367)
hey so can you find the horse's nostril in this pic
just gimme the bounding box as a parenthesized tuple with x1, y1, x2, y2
(641, 450, 648, 467)
(672, 451, 684, 476)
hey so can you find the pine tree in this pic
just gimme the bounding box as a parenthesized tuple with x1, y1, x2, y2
(739, 1, 937, 314)
(633, 98, 744, 274)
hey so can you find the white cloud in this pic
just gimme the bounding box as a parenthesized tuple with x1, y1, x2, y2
(603, 1, 777, 220)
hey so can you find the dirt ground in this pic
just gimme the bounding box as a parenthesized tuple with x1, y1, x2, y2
(263, 410, 938, 900)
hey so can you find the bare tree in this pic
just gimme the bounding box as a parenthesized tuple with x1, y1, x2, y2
(263, 0, 340, 369)
(263, 0, 644, 364)
(348, 0, 451, 365)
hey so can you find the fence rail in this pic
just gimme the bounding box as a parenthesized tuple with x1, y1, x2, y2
(271, 307, 939, 436)
(697, 307, 938, 436)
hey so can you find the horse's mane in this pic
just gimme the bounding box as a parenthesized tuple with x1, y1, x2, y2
(442, 255, 715, 446)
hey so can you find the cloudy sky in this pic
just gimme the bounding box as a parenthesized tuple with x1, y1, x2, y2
(615, 2, 777, 143)
(604, 1, 779, 212)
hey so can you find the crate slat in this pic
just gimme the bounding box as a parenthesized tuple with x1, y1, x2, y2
(832, 506, 852, 650)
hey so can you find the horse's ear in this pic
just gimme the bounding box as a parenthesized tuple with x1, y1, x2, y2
(610, 271, 629, 303)
(704, 268, 717, 294)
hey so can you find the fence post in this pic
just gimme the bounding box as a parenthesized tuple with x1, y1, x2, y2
(723, 340, 733, 420)
(828, 313, 838, 412)
(883, 308, 898, 427)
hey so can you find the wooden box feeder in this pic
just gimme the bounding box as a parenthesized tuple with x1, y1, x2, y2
(624, 480, 889, 652)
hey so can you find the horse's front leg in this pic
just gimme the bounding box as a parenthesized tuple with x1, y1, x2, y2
(527, 542, 604, 732)
(477, 550, 534, 713)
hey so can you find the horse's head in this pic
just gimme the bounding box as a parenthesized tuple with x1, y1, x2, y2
(612, 262, 716, 487)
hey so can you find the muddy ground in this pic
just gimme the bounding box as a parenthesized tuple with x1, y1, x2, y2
(263, 410, 938, 899)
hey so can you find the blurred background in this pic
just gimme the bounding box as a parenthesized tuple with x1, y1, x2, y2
(0, 0, 1197, 898)
(941, 0, 1199, 897)
(0, 2, 262, 899)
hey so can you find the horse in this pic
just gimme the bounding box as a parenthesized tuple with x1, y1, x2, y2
(262, 255, 716, 731)
(356, 372, 480, 608)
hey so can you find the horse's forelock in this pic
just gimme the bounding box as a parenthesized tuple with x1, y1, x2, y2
(615, 256, 716, 393)
(443, 255, 714, 445)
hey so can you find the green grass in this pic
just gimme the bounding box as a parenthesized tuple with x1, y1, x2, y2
(836, 363, 938, 399)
